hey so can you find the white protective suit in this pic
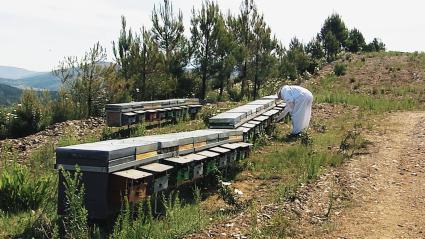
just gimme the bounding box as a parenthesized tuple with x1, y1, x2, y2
(279, 85, 313, 134)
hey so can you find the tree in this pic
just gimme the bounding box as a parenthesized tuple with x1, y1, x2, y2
(54, 42, 108, 118)
(151, 0, 190, 98)
(364, 38, 386, 52)
(228, 0, 256, 99)
(213, 16, 237, 100)
(320, 13, 348, 48)
(250, 11, 278, 99)
(113, 16, 137, 94)
(190, 0, 222, 101)
(346, 28, 366, 52)
(323, 31, 340, 62)
(306, 34, 325, 60)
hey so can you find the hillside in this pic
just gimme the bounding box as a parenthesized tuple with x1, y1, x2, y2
(0, 83, 22, 105)
(0, 53, 424, 238)
(0, 66, 60, 91)
(0, 66, 42, 80)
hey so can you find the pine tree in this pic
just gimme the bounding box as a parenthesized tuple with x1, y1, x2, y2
(250, 11, 278, 99)
(347, 28, 366, 52)
(190, 0, 222, 101)
(151, 0, 189, 98)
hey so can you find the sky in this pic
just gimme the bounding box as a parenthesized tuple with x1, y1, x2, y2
(1, 0, 424, 72)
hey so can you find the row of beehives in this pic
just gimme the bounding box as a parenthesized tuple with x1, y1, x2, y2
(105, 98, 202, 127)
(56, 95, 286, 219)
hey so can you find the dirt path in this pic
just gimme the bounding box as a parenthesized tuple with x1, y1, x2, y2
(186, 111, 425, 239)
(320, 111, 425, 238)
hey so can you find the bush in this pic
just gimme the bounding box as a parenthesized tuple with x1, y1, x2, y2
(60, 167, 89, 239)
(9, 90, 52, 137)
(334, 63, 347, 76)
(0, 162, 53, 213)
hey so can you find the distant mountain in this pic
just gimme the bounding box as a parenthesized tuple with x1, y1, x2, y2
(0, 68, 60, 91)
(18, 72, 61, 91)
(0, 66, 43, 80)
(0, 82, 22, 105)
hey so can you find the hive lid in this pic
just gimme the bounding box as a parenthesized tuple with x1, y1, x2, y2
(133, 110, 146, 114)
(56, 141, 136, 160)
(262, 109, 279, 116)
(254, 115, 269, 121)
(209, 147, 230, 154)
(221, 143, 242, 150)
(197, 150, 220, 158)
(248, 120, 262, 125)
(233, 142, 253, 148)
(209, 112, 246, 124)
(164, 157, 193, 164)
(236, 126, 250, 133)
(140, 163, 173, 173)
(241, 123, 256, 129)
(146, 109, 158, 113)
(113, 169, 152, 180)
(123, 112, 137, 116)
(181, 153, 207, 161)
(188, 104, 202, 108)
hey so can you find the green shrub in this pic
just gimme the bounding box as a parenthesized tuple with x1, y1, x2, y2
(60, 167, 89, 239)
(0, 162, 52, 213)
(334, 63, 347, 76)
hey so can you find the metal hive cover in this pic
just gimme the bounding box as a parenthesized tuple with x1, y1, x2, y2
(141, 135, 179, 148)
(236, 127, 250, 133)
(190, 130, 220, 141)
(255, 115, 269, 121)
(140, 163, 173, 173)
(197, 150, 220, 158)
(119, 138, 159, 153)
(133, 110, 146, 114)
(182, 154, 207, 161)
(210, 147, 230, 154)
(263, 109, 279, 116)
(209, 112, 246, 124)
(123, 112, 137, 116)
(221, 143, 241, 150)
(113, 169, 152, 180)
(233, 142, 253, 148)
(56, 141, 136, 160)
(146, 109, 158, 113)
(249, 120, 262, 126)
(241, 123, 256, 129)
(164, 157, 193, 165)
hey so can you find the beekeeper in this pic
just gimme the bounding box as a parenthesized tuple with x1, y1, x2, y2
(277, 85, 313, 135)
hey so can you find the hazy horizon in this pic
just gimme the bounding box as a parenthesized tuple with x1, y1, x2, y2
(1, 0, 424, 72)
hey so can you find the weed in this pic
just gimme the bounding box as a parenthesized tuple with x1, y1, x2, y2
(0, 162, 53, 213)
(334, 63, 347, 76)
(60, 167, 89, 239)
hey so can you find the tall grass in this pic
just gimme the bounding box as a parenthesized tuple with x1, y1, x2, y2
(111, 189, 208, 239)
(0, 162, 53, 213)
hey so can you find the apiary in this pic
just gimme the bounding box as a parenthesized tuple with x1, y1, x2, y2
(141, 135, 180, 158)
(105, 98, 202, 127)
(139, 163, 173, 194)
(197, 150, 220, 174)
(221, 142, 252, 161)
(209, 112, 247, 129)
(190, 130, 220, 151)
(210, 146, 234, 166)
(208, 147, 230, 169)
(236, 126, 251, 142)
(247, 99, 276, 110)
(181, 153, 206, 180)
(254, 115, 270, 129)
(110, 169, 153, 206)
(262, 109, 280, 122)
(162, 157, 194, 186)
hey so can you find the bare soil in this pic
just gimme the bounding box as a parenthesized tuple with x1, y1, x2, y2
(186, 111, 425, 238)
